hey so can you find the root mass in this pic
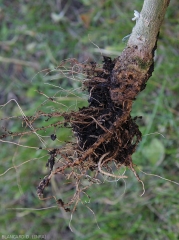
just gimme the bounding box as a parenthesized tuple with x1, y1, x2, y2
(37, 55, 145, 211)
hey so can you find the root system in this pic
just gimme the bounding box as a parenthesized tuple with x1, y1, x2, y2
(36, 55, 146, 211)
(0, 47, 156, 211)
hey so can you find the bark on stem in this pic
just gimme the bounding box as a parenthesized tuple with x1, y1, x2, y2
(110, 0, 170, 111)
(128, 0, 170, 56)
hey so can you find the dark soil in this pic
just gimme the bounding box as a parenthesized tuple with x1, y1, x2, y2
(71, 56, 142, 165)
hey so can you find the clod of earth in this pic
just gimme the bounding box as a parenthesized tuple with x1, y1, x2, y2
(71, 56, 142, 166)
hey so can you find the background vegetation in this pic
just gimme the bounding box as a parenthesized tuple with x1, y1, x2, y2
(0, 0, 179, 239)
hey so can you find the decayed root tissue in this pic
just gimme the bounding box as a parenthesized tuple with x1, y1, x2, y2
(36, 56, 145, 212)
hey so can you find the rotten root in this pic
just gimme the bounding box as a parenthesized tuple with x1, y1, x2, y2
(36, 56, 143, 211)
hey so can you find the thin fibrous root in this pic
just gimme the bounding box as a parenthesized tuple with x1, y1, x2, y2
(98, 153, 128, 179)
(130, 163, 145, 196)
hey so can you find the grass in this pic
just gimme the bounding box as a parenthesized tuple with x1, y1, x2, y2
(0, 0, 179, 239)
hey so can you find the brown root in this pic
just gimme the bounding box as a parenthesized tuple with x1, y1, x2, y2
(35, 56, 145, 211)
